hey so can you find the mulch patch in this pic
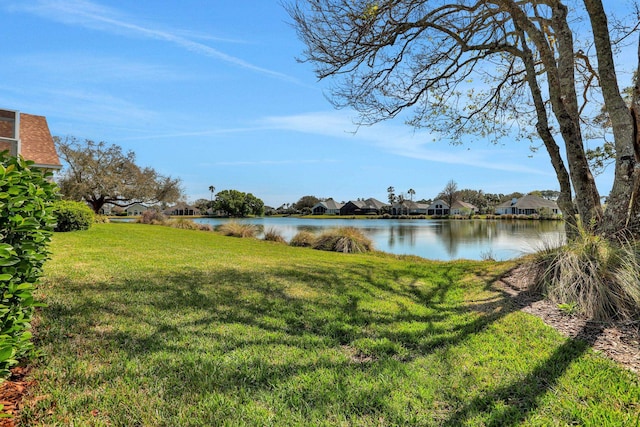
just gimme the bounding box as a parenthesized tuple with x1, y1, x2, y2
(499, 266, 640, 373)
(0, 366, 34, 427)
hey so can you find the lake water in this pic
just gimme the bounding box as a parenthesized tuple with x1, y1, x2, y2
(193, 217, 565, 261)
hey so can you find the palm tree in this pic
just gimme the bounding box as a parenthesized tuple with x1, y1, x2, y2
(387, 186, 396, 205)
(208, 185, 216, 215)
(408, 188, 415, 201)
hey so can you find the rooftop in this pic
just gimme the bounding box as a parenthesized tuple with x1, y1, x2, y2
(0, 109, 61, 169)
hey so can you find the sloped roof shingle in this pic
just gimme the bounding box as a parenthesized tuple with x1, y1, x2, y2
(496, 194, 559, 210)
(0, 110, 61, 169)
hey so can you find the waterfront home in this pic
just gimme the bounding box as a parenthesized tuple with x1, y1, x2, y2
(98, 204, 114, 215)
(495, 194, 561, 215)
(340, 198, 388, 215)
(450, 200, 478, 215)
(426, 199, 450, 216)
(392, 200, 429, 215)
(125, 203, 149, 216)
(164, 202, 200, 216)
(311, 198, 343, 215)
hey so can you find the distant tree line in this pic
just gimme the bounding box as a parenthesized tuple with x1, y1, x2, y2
(275, 182, 560, 216)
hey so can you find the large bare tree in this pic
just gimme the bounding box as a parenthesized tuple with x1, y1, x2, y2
(438, 179, 459, 210)
(55, 136, 183, 213)
(288, 0, 640, 239)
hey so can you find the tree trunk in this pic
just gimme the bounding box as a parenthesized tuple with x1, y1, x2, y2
(505, 0, 602, 230)
(549, 3, 602, 228)
(583, 0, 639, 237)
(87, 196, 105, 214)
(629, 35, 640, 233)
(518, 28, 578, 237)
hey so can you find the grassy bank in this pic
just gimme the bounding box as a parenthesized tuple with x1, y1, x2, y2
(20, 223, 639, 425)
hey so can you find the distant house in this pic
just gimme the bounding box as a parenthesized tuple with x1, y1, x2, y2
(164, 202, 200, 216)
(99, 204, 114, 215)
(0, 108, 61, 171)
(392, 200, 429, 215)
(340, 198, 388, 215)
(312, 198, 343, 215)
(450, 200, 478, 215)
(426, 199, 450, 216)
(495, 194, 561, 215)
(125, 203, 148, 216)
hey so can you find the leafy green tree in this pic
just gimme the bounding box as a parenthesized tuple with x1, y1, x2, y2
(214, 190, 264, 217)
(293, 195, 321, 211)
(193, 198, 211, 215)
(539, 190, 561, 200)
(501, 192, 524, 203)
(457, 189, 488, 214)
(288, 0, 640, 238)
(55, 136, 183, 214)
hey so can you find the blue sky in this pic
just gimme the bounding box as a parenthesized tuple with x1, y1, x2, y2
(0, 0, 624, 207)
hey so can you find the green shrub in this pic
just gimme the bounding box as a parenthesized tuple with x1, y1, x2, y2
(217, 222, 257, 238)
(289, 230, 316, 247)
(52, 200, 94, 232)
(529, 228, 640, 321)
(0, 153, 57, 378)
(313, 227, 374, 253)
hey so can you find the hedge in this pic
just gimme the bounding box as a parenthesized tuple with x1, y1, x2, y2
(0, 152, 58, 378)
(52, 200, 94, 232)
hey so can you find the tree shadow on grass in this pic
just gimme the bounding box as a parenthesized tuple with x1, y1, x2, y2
(43, 260, 525, 358)
(441, 321, 604, 426)
(37, 259, 614, 424)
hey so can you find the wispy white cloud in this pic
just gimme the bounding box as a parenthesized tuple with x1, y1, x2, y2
(210, 159, 340, 166)
(259, 111, 550, 175)
(118, 126, 269, 141)
(12, 52, 185, 83)
(115, 109, 549, 175)
(0, 82, 157, 130)
(5, 0, 299, 83)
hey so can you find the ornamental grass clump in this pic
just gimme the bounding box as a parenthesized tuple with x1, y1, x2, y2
(137, 210, 167, 225)
(263, 227, 286, 243)
(313, 227, 373, 253)
(529, 227, 640, 321)
(289, 230, 316, 247)
(217, 221, 257, 238)
(167, 218, 200, 230)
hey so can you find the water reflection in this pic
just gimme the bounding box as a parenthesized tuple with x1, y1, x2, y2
(192, 217, 564, 261)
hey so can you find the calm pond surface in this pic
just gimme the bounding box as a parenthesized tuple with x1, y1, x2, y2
(193, 217, 565, 261)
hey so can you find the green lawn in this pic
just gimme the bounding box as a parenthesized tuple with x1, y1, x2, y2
(20, 223, 639, 426)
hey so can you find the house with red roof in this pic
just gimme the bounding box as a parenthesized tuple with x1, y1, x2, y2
(0, 108, 61, 171)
